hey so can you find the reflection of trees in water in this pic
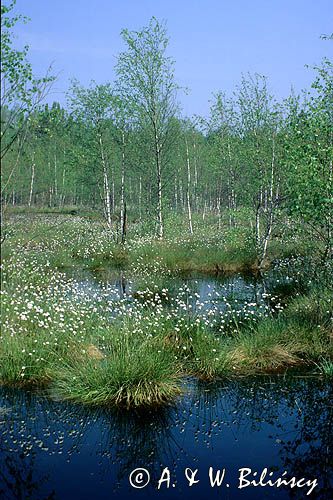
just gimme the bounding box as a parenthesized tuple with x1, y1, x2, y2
(0, 390, 56, 500)
(188, 377, 333, 498)
(274, 380, 332, 499)
(96, 404, 185, 487)
(89, 269, 268, 308)
(0, 453, 55, 500)
(72, 268, 298, 320)
(72, 265, 302, 328)
(0, 378, 331, 497)
(0, 388, 186, 494)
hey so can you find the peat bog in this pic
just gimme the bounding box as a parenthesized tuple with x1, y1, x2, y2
(1, 5, 333, 497)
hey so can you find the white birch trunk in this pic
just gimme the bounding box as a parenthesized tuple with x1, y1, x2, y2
(157, 159, 163, 238)
(217, 197, 221, 231)
(193, 140, 198, 211)
(154, 127, 163, 239)
(54, 151, 58, 202)
(259, 138, 276, 268)
(120, 131, 126, 243)
(98, 134, 112, 229)
(28, 153, 35, 208)
(139, 176, 142, 221)
(185, 137, 193, 235)
(61, 166, 66, 208)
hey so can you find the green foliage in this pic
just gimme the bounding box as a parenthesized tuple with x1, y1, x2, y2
(116, 17, 180, 237)
(284, 59, 333, 258)
(1, 1, 54, 159)
(1, 10, 331, 264)
(316, 358, 333, 376)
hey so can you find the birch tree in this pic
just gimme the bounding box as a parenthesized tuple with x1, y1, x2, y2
(116, 17, 180, 238)
(1, 1, 54, 159)
(284, 59, 333, 261)
(68, 81, 116, 229)
(207, 93, 241, 227)
(178, 119, 198, 234)
(236, 74, 282, 268)
(111, 96, 131, 243)
(1, 0, 53, 239)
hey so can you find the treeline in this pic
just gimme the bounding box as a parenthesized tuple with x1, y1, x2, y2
(1, 5, 332, 261)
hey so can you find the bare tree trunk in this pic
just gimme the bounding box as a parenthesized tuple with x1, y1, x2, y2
(157, 155, 163, 238)
(28, 153, 35, 208)
(98, 134, 112, 228)
(185, 136, 193, 235)
(259, 138, 276, 268)
(54, 151, 58, 203)
(120, 131, 126, 243)
(103, 169, 112, 228)
(203, 200, 207, 221)
(227, 139, 235, 227)
(193, 139, 198, 211)
(217, 197, 222, 231)
(154, 125, 164, 239)
(61, 166, 66, 208)
(255, 199, 261, 257)
(260, 208, 273, 268)
(122, 201, 127, 243)
(264, 189, 268, 211)
(112, 176, 115, 214)
(139, 176, 142, 221)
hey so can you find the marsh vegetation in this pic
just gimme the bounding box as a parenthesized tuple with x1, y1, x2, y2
(0, 5, 332, 409)
(1, 213, 332, 408)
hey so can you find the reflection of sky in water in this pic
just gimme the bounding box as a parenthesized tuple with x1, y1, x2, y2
(1, 378, 331, 499)
(67, 270, 278, 316)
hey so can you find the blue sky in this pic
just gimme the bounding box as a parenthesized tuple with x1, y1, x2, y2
(11, 0, 333, 117)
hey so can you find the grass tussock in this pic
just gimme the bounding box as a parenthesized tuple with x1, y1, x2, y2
(227, 321, 303, 373)
(226, 291, 332, 374)
(0, 332, 65, 386)
(52, 336, 182, 408)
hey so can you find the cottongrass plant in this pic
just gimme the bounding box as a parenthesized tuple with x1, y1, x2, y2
(1, 215, 332, 407)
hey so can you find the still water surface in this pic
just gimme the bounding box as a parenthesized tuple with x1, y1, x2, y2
(1, 377, 332, 499)
(69, 268, 289, 316)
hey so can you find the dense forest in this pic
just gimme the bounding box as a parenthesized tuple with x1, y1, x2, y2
(1, 5, 332, 265)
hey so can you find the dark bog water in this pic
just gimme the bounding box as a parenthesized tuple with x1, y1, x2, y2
(1, 377, 332, 499)
(69, 267, 291, 318)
